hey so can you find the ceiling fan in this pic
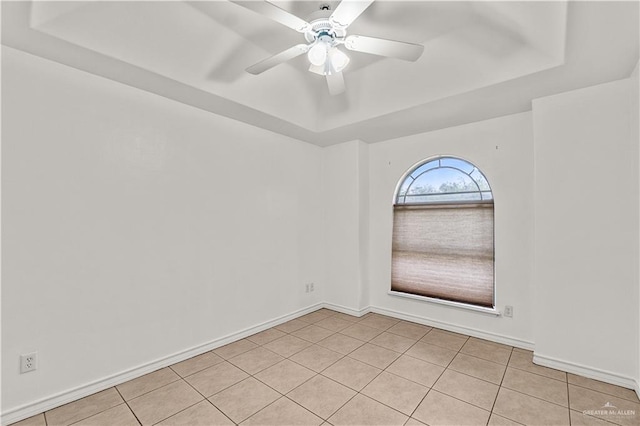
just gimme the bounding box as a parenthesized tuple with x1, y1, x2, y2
(232, 0, 425, 95)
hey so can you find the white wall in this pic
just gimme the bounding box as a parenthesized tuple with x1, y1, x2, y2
(321, 140, 369, 313)
(367, 112, 535, 346)
(532, 77, 639, 387)
(635, 63, 640, 397)
(1, 47, 324, 414)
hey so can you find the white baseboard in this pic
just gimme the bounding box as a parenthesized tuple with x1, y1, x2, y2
(533, 353, 637, 391)
(370, 306, 535, 350)
(321, 302, 370, 318)
(635, 379, 640, 400)
(1, 303, 324, 426)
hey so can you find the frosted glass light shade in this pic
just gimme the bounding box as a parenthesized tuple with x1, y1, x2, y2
(308, 43, 328, 66)
(329, 48, 350, 72)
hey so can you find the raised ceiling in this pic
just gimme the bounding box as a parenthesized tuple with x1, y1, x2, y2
(2, 1, 638, 146)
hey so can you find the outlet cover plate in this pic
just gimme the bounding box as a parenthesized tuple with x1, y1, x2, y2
(20, 352, 37, 373)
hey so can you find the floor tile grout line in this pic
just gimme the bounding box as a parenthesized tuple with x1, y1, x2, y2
(187, 369, 253, 403)
(149, 399, 204, 426)
(500, 382, 575, 411)
(487, 347, 514, 425)
(45, 388, 125, 426)
(275, 394, 326, 424)
(320, 377, 379, 423)
(407, 330, 466, 421)
(408, 387, 433, 423)
(448, 349, 511, 370)
(354, 390, 414, 421)
(382, 366, 439, 390)
(113, 386, 142, 426)
(288, 373, 363, 420)
(457, 349, 512, 367)
(425, 388, 494, 419)
(506, 362, 568, 384)
(237, 393, 317, 424)
(288, 347, 348, 374)
(495, 385, 577, 425)
(119, 372, 183, 403)
(178, 373, 238, 425)
(123, 373, 208, 425)
(400, 338, 459, 371)
(440, 361, 505, 388)
(364, 331, 427, 355)
(567, 374, 573, 426)
(169, 356, 227, 380)
(213, 342, 261, 362)
(66, 402, 135, 426)
(209, 374, 284, 424)
(250, 360, 318, 395)
(430, 375, 498, 414)
(567, 381, 640, 404)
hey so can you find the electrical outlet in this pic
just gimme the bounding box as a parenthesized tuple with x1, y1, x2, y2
(20, 352, 37, 373)
(504, 306, 513, 318)
(310, 283, 315, 292)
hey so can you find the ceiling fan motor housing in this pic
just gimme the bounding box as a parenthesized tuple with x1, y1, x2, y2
(304, 19, 346, 45)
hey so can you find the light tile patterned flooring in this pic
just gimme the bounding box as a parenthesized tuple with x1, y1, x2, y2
(13, 309, 640, 426)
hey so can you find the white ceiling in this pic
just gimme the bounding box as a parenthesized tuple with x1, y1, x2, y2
(2, 1, 638, 146)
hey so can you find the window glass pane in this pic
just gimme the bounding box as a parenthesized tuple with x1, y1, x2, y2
(481, 191, 493, 200)
(440, 157, 475, 174)
(397, 178, 412, 197)
(410, 160, 439, 179)
(409, 168, 478, 195)
(470, 169, 491, 191)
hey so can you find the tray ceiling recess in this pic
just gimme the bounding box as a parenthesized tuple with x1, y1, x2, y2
(2, 1, 638, 146)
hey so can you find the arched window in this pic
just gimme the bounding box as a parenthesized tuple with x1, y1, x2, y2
(391, 156, 494, 309)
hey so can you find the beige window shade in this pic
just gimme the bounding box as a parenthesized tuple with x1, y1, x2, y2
(391, 203, 494, 308)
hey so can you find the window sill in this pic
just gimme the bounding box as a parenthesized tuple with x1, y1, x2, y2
(388, 291, 501, 316)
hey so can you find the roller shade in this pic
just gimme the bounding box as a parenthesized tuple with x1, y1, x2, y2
(391, 203, 494, 308)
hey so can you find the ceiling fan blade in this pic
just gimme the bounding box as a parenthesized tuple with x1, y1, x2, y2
(330, 0, 375, 28)
(230, 1, 311, 33)
(246, 44, 310, 75)
(326, 72, 346, 95)
(344, 35, 424, 61)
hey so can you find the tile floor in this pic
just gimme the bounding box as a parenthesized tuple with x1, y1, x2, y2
(12, 309, 640, 426)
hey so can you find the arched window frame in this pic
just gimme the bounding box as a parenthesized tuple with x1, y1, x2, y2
(395, 156, 493, 205)
(390, 155, 497, 315)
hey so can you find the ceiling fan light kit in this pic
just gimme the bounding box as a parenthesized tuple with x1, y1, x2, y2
(234, 0, 425, 95)
(307, 41, 329, 66)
